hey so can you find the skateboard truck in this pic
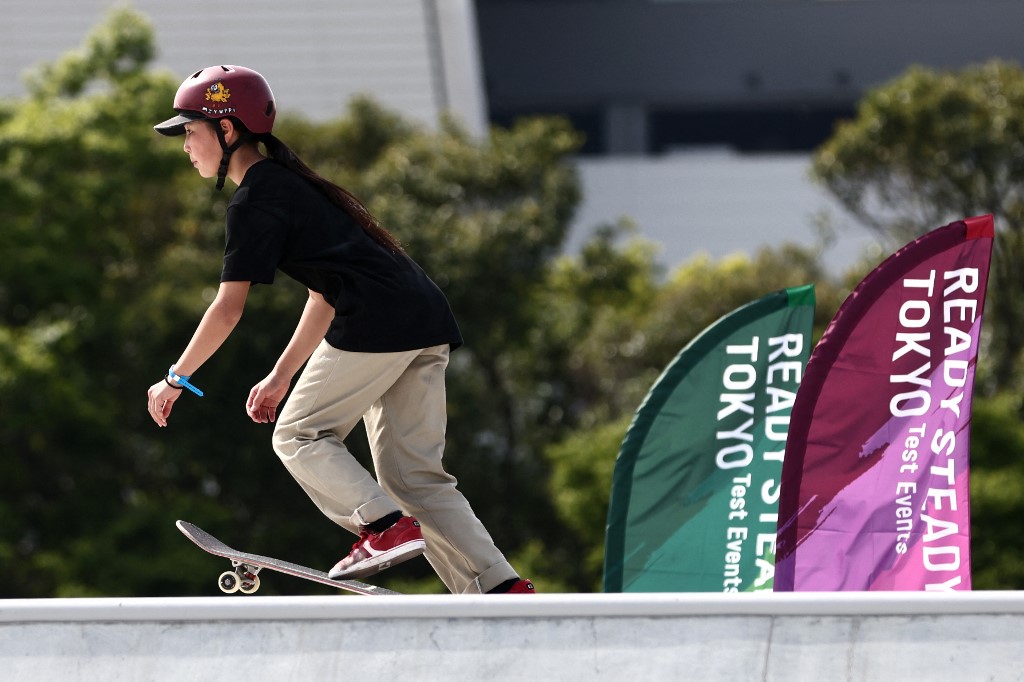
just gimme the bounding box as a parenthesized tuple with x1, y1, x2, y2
(219, 560, 263, 594)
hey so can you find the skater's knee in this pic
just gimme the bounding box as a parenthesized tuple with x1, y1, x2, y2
(271, 421, 297, 458)
(378, 468, 457, 505)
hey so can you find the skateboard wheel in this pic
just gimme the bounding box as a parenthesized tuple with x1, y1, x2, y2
(219, 571, 241, 594)
(239, 575, 260, 594)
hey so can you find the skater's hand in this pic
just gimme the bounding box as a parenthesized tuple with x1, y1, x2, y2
(147, 380, 181, 427)
(247, 372, 289, 424)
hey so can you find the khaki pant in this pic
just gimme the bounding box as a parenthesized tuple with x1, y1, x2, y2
(272, 341, 517, 594)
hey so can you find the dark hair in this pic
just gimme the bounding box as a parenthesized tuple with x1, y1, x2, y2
(215, 117, 403, 254)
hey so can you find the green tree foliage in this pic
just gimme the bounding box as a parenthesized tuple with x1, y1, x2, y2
(813, 60, 1024, 389)
(0, 8, 589, 596)
(0, 9, 212, 597)
(0, 10, 360, 596)
(970, 392, 1024, 588)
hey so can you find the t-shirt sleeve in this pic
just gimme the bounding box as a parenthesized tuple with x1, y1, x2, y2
(221, 202, 289, 284)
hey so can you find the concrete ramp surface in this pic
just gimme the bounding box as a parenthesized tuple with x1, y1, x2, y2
(2, 592, 1023, 681)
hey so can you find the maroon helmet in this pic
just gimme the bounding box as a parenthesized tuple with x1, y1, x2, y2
(154, 65, 276, 137)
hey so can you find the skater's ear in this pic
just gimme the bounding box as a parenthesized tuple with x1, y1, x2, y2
(219, 117, 240, 146)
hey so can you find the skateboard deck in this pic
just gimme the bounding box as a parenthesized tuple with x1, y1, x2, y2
(176, 520, 401, 596)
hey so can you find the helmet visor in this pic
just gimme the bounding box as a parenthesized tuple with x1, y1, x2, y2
(154, 110, 208, 137)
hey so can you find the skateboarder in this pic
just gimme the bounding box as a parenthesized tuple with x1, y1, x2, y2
(146, 65, 534, 595)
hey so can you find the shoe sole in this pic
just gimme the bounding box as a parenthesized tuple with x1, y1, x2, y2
(328, 539, 426, 580)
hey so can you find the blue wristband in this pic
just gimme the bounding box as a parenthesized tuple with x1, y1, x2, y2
(168, 366, 204, 397)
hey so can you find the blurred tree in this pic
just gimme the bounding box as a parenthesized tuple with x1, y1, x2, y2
(813, 60, 1024, 391)
(0, 8, 209, 597)
(0, 7, 589, 596)
(0, 10, 424, 597)
(969, 392, 1024, 588)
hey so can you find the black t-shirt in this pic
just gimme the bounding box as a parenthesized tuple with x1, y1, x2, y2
(222, 159, 462, 353)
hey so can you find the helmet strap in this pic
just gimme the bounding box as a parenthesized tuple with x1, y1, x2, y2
(214, 124, 244, 191)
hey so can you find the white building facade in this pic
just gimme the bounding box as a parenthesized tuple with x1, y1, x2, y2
(1, 0, 488, 136)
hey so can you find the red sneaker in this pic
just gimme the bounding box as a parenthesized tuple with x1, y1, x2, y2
(505, 579, 536, 594)
(328, 516, 426, 579)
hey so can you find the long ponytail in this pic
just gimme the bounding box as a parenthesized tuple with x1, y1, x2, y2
(259, 133, 404, 254)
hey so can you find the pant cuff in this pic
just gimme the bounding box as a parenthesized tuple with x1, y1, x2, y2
(350, 496, 402, 529)
(463, 561, 518, 594)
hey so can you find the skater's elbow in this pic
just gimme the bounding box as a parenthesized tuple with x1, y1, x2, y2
(209, 281, 250, 327)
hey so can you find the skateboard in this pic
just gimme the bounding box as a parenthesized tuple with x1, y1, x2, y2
(176, 520, 401, 596)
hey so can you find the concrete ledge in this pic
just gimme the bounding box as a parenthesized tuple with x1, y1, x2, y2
(4, 590, 1024, 621)
(3, 593, 1024, 681)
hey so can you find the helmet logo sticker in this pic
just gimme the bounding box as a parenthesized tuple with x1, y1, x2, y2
(205, 82, 231, 103)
